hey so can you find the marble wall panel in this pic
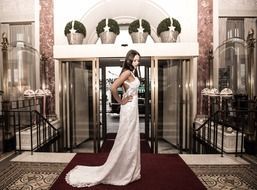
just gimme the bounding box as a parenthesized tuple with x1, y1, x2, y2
(40, 0, 55, 116)
(197, 0, 213, 114)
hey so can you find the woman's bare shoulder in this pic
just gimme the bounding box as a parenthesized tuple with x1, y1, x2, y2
(112, 70, 131, 87)
(120, 70, 131, 78)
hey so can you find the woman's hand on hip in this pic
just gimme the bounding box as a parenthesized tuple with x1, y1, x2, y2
(121, 95, 133, 105)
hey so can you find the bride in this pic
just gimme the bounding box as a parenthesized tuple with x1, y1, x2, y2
(65, 49, 141, 187)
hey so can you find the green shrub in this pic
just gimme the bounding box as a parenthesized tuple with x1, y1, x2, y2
(64, 20, 86, 37)
(96, 18, 120, 37)
(157, 17, 181, 36)
(128, 19, 151, 34)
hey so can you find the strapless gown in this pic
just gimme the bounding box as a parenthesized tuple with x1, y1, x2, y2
(65, 75, 141, 187)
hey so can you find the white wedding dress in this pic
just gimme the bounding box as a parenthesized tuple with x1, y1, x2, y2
(65, 73, 141, 187)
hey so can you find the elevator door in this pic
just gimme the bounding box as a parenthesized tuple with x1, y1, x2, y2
(152, 59, 192, 154)
(71, 62, 93, 146)
(60, 60, 100, 153)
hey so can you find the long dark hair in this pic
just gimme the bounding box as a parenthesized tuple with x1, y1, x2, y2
(120, 49, 141, 79)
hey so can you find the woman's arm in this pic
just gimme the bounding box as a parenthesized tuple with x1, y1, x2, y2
(110, 70, 132, 105)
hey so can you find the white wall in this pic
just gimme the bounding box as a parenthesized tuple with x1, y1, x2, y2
(219, 0, 257, 17)
(53, 0, 198, 45)
(0, 0, 35, 22)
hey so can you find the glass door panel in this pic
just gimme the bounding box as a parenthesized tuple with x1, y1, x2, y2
(60, 60, 100, 153)
(71, 62, 93, 148)
(157, 60, 181, 153)
(152, 58, 193, 154)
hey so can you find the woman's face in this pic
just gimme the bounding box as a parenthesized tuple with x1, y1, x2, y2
(132, 54, 140, 69)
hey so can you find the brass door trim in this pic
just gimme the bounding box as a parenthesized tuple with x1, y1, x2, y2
(92, 58, 100, 153)
(151, 57, 159, 154)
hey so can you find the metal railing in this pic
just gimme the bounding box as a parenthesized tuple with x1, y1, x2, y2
(1, 99, 60, 154)
(192, 109, 257, 157)
(15, 110, 59, 154)
(5, 110, 59, 154)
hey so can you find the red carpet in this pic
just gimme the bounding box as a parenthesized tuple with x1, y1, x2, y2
(50, 153, 206, 190)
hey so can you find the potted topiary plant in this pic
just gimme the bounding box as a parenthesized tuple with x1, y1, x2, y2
(64, 20, 86, 44)
(128, 19, 151, 43)
(96, 18, 120, 44)
(157, 17, 181, 42)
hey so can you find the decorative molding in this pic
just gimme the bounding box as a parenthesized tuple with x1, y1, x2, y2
(53, 43, 199, 60)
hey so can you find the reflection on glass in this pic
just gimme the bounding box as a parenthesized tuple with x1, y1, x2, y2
(6, 41, 39, 100)
(158, 60, 180, 153)
(70, 62, 93, 151)
(214, 38, 247, 94)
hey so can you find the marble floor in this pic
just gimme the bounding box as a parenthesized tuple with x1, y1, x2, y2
(9, 151, 249, 166)
(11, 152, 76, 163)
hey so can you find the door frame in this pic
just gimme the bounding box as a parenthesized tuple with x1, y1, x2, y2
(151, 57, 194, 154)
(93, 58, 100, 153)
(98, 57, 151, 143)
(58, 56, 194, 154)
(58, 58, 101, 153)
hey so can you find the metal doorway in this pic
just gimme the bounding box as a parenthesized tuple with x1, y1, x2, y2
(59, 59, 100, 153)
(99, 57, 151, 149)
(151, 58, 193, 154)
(58, 57, 195, 154)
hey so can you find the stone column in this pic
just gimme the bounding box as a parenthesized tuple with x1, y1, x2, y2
(246, 28, 256, 99)
(197, 0, 213, 114)
(39, 0, 55, 116)
(1, 32, 9, 101)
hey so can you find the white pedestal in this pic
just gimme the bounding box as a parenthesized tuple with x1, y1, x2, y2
(195, 120, 244, 153)
(16, 120, 60, 150)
